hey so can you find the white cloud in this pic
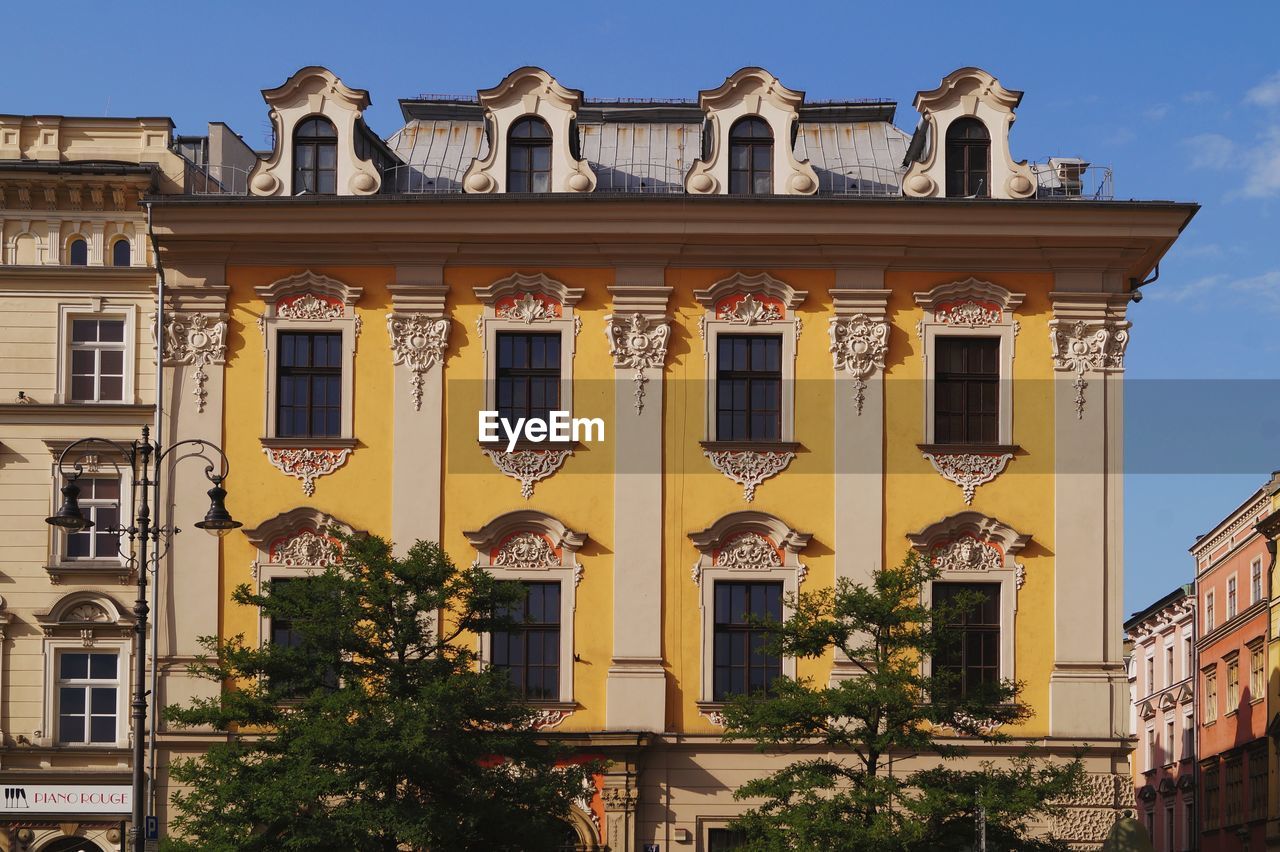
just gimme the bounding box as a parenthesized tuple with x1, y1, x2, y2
(1226, 269, 1280, 307)
(1155, 270, 1280, 309)
(1185, 133, 1236, 169)
(1240, 126, 1280, 198)
(1155, 274, 1225, 303)
(1176, 243, 1224, 259)
(1182, 90, 1214, 104)
(1246, 71, 1280, 107)
(1144, 104, 1170, 121)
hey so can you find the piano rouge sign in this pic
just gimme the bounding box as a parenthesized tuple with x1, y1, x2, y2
(0, 784, 131, 814)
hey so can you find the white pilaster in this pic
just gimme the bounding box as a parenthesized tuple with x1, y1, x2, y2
(604, 270, 671, 731)
(829, 270, 890, 682)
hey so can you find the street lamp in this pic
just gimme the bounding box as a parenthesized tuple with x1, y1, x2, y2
(45, 425, 239, 852)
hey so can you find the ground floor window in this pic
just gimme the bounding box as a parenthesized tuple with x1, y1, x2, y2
(707, 827, 747, 851)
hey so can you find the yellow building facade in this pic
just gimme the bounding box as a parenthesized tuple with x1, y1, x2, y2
(1, 64, 1196, 850)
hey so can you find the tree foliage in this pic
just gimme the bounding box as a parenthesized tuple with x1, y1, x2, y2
(162, 535, 597, 852)
(721, 551, 1083, 851)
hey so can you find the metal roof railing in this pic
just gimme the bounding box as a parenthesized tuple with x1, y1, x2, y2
(590, 162, 687, 194)
(1031, 160, 1114, 201)
(185, 162, 252, 196)
(815, 164, 905, 197)
(382, 163, 468, 194)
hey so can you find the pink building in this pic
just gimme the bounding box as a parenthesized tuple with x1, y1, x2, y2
(1127, 584, 1197, 852)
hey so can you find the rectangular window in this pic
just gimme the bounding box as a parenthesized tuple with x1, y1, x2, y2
(56, 651, 118, 744)
(716, 335, 782, 442)
(1227, 576, 1237, 619)
(1204, 670, 1218, 723)
(1163, 804, 1174, 852)
(63, 476, 121, 560)
(491, 582, 561, 701)
(1183, 800, 1194, 850)
(1205, 591, 1215, 632)
(1183, 712, 1194, 760)
(1227, 660, 1239, 709)
(713, 581, 783, 700)
(1248, 743, 1267, 821)
(1251, 647, 1264, 702)
(1224, 756, 1243, 825)
(707, 828, 747, 852)
(1145, 727, 1156, 772)
(1145, 655, 1155, 696)
(495, 332, 561, 425)
(1165, 645, 1175, 686)
(1252, 558, 1263, 604)
(1184, 634, 1193, 680)
(934, 337, 999, 445)
(1166, 718, 1175, 765)
(69, 318, 126, 402)
(932, 582, 1001, 700)
(276, 331, 342, 438)
(1203, 763, 1219, 830)
(267, 577, 338, 694)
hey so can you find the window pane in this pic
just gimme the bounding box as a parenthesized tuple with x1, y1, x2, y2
(72, 320, 97, 342)
(98, 377, 123, 401)
(98, 320, 125, 342)
(61, 654, 89, 680)
(99, 350, 124, 374)
(90, 715, 116, 743)
(90, 654, 117, 679)
(59, 713, 85, 744)
(318, 145, 337, 169)
(91, 686, 116, 713)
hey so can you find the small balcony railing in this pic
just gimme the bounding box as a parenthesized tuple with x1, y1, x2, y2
(381, 163, 468, 194)
(185, 163, 252, 196)
(1031, 159, 1114, 200)
(591, 162, 687, 194)
(815, 164, 906, 197)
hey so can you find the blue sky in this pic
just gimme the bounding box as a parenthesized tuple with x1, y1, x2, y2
(7, 0, 1279, 615)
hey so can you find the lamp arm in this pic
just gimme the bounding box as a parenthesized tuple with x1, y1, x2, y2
(53, 437, 139, 480)
(156, 438, 233, 482)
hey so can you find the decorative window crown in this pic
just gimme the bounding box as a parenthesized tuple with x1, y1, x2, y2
(690, 511, 811, 586)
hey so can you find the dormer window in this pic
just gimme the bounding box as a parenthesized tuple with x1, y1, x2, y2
(507, 117, 553, 193)
(946, 117, 990, 197)
(728, 117, 773, 195)
(293, 116, 338, 195)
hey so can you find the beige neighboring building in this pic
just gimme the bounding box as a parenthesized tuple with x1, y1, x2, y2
(0, 116, 184, 851)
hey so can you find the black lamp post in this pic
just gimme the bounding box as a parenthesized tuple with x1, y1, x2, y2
(45, 425, 239, 852)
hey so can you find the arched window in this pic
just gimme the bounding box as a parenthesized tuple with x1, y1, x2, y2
(293, 116, 337, 195)
(68, 237, 88, 266)
(507, 116, 552, 193)
(110, 238, 131, 267)
(728, 117, 773, 195)
(945, 117, 990, 198)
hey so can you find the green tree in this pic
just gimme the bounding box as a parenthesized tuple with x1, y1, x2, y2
(162, 535, 597, 852)
(720, 552, 1082, 852)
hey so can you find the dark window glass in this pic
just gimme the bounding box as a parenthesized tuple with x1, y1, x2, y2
(945, 117, 990, 198)
(713, 581, 783, 700)
(728, 117, 773, 195)
(68, 238, 89, 266)
(716, 334, 781, 442)
(934, 337, 999, 444)
(57, 651, 118, 745)
(277, 331, 342, 438)
(491, 581, 561, 701)
(293, 116, 338, 195)
(932, 582, 1000, 700)
(496, 332, 561, 424)
(708, 828, 748, 852)
(111, 239, 131, 267)
(268, 577, 339, 694)
(508, 116, 552, 193)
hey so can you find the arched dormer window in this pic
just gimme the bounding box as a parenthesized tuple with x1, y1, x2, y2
(507, 116, 552, 193)
(945, 117, 990, 198)
(728, 117, 773, 195)
(68, 237, 88, 266)
(293, 116, 338, 195)
(110, 238, 131, 267)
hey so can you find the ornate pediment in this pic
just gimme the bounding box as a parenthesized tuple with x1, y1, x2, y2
(690, 511, 811, 586)
(243, 507, 363, 572)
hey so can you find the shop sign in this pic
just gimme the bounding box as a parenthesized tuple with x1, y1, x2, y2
(0, 784, 131, 814)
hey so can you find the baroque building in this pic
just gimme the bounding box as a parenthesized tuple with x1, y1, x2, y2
(0, 64, 1196, 850)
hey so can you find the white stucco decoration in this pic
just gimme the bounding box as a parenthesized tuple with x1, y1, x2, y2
(462, 67, 596, 194)
(685, 67, 819, 196)
(249, 66, 382, 197)
(902, 67, 1036, 200)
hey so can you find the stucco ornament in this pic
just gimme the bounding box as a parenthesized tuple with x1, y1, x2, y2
(530, 707, 573, 730)
(704, 448, 795, 502)
(386, 313, 450, 411)
(719, 293, 783, 325)
(928, 535, 1002, 573)
(497, 293, 559, 324)
(715, 533, 782, 569)
(605, 312, 670, 414)
(920, 451, 1013, 504)
(698, 708, 729, 727)
(263, 447, 352, 496)
(483, 447, 573, 499)
(277, 292, 345, 321)
(1046, 772, 1126, 844)
(162, 312, 227, 414)
(1049, 319, 1129, 418)
(493, 532, 559, 570)
(66, 603, 110, 623)
(934, 299, 1002, 327)
(829, 314, 889, 414)
(270, 530, 342, 567)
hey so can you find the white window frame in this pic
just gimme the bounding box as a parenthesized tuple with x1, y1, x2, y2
(1165, 642, 1175, 687)
(1145, 654, 1155, 696)
(694, 272, 806, 445)
(1226, 574, 1238, 620)
(1251, 557, 1263, 604)
(255, 271, 362, 445)
(56, 303, 137, 404)
(52, 647, 127, 747)
(914, 278, 1023, 447)
(1248, 639, 1265, 703)
(690, 511, 811, 707)
(1145, 726, 1156, 771)
(1166, 717, 1175, 764)
(465, 510, 586, 708)
(1205, 591, 1215, 632)
(55, 472, 128, 565)
(1182, 709, 1194, 760)
(1204, 666, 1218, 723)
(43, 443, 134, 577)
(472, 272, 583, 418)
(1183, 632, 1194, 680)
(1225, 654, 1239, 712)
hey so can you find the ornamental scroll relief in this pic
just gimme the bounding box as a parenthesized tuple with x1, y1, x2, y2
(829, 314, 889, 415)
(1049, 319, 1129, 419)
(605, 312, 670, 414)
(161, 313, 227, 414)
(387, 313, 450, 411)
